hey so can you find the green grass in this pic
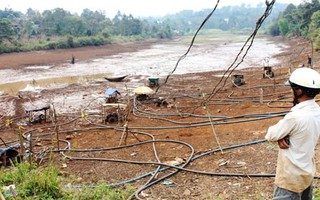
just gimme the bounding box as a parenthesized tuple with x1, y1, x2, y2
(0, 162, 135, 199)
(180, 33, 250, 44)
(0, 162, 63, 199)
(68, 185, 135, 200)
(314, 186, 320, 200)
(178, 28, 268, 44)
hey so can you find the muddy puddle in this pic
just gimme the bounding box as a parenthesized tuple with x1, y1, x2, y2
(0, 35, 286, 95)
(0, 73, 110, 95)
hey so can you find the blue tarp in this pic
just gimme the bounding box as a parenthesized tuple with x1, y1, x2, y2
(105, 88, 120, 96)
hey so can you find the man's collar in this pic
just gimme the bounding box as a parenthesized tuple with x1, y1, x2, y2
(292, 99, 316, 110)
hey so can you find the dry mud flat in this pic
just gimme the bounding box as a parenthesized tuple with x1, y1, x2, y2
(0, 36, 319, 199)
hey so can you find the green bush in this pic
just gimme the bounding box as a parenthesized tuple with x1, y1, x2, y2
(315, 35, 320, 51)
(0, 44, 13, 53)
(0, 162, 63, 199)
(0, 162, 135, 199)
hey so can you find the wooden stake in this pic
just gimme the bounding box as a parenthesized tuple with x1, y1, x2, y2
(119, 122, 128, 146)
(203, 93, 223, 154)
(0, 191, 6, 200)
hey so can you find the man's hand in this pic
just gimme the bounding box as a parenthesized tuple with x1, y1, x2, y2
(278, 136, 290, 149)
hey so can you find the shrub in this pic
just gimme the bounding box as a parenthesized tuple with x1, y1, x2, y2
(0, 162, 63, 199)
(0, 162, 135, 199)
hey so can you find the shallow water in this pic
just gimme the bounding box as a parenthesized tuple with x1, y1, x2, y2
(0, 36, 286, 95)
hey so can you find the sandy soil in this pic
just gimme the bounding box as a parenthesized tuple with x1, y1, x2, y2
(1, 35, 319, 199)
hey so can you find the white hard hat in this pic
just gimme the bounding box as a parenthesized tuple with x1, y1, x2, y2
(286, 67, 320, 89)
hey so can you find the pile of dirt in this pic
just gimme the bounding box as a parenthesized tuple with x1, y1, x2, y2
(1, 36, 320, 199)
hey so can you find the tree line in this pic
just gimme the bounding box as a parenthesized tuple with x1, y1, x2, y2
(158, 3, 287, 34)
(0, 8, 175, 53)
(0, 3, 290, 53)
(268, 0, 320, 50)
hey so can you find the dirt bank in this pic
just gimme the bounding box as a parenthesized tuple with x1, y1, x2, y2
(0, 40, 158, 69)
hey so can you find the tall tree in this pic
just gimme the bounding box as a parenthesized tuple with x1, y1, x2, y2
(278, 18, 290, 36)
(42, 8, 71, 36)
(309, 10, 320, 34)
(60, 16, 86, 36)
(296, 0, 320, 36)
(0, 18, 14, 43)
(22, 8, 43, 37)
(81, 9, 108, 36)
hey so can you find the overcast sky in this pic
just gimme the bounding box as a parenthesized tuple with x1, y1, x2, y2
(0, 0, 303, 17)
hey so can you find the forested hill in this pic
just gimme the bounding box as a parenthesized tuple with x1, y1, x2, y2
(148, 3, 287, 34)
(0, 3, 288, 53)
(268, 0, 320, 50)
